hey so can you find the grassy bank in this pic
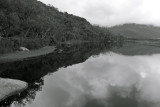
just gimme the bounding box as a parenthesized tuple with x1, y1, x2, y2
(0, 37, 51, 54)
(0, 46, 55, 63)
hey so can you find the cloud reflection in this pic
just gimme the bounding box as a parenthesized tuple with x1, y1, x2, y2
(25, 53, 160, 107)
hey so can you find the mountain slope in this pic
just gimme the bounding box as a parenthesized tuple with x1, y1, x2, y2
(0, 0, 113, 54)
(110, 23, 160, 39)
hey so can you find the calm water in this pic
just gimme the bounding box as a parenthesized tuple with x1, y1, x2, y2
(1, 42, 160, 107)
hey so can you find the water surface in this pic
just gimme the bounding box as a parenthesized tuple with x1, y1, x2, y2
(12, 52, 160, 107)
(1, 42, 160, 107)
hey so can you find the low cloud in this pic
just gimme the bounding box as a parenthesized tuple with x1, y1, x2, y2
(39, 0, 160, 27)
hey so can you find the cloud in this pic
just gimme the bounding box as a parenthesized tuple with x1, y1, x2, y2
(39, 0, 160, 27)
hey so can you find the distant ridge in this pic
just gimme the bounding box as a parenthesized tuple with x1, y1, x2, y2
(110, 23, 160, 39)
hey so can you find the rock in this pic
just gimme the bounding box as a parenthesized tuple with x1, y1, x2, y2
(0, 78, 28, 102)
(0, 36, 3, 40)
(19, 47, 30, 52)
(58, 49, 63, 53)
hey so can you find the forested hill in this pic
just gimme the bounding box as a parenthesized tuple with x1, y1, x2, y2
(110, 23, 160, 39)
(0, 0, 116, 54)
(0, 0, 103, 40)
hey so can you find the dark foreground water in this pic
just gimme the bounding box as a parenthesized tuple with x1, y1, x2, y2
(1, 42, 160, 107)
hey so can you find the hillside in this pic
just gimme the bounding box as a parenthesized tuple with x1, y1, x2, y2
(110, 23, 160, 39)
(0, 0, 114, 54)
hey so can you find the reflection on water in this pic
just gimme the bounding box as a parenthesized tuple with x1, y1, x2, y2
(10, 53, 160, 107)
(1, 42, 160, 107)
(0, 42, 121, 106)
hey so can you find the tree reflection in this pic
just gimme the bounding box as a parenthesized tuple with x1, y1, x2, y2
(0, 42, 124, 106)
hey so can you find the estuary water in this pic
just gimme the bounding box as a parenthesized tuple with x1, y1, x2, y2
(1, 42, 160, 107)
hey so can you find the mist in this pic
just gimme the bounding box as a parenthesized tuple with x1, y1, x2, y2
(39, 0, 160, 27)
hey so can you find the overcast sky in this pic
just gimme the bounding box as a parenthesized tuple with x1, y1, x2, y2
(39, 0, 160, 27)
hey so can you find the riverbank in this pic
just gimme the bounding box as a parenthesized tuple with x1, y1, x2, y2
(0, 46, 55, 103)
(0, 46, 56, 63)
(0, 78, 28, 102)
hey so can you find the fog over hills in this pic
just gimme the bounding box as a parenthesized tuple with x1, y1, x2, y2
(39, 0, 160, 27)
(110, 23, 160, 39)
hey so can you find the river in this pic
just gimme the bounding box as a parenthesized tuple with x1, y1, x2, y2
(1, 42, 160, 107)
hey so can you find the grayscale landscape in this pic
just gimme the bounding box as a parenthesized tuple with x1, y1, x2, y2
(1, 0, 160, 107)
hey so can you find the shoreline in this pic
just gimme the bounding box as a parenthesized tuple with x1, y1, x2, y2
(0, 46, 56, 63)
(0, 46, 55, 102)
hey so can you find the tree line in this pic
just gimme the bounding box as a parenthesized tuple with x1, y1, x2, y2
(0, 0, 124, 54)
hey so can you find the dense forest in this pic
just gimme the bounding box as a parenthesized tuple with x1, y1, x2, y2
(0, 0, 123, 54)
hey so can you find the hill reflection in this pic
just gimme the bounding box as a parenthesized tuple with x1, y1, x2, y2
(0, 42, 122, 107)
